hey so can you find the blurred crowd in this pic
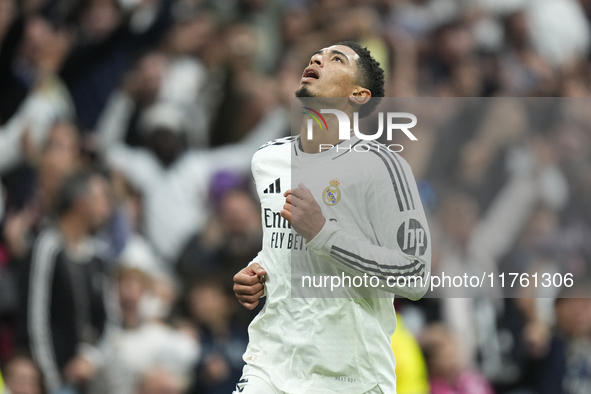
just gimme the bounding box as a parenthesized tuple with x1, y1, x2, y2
(1, 0, 591, 394)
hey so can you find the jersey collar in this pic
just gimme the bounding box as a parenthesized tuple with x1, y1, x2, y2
(294, 134, 363, 162)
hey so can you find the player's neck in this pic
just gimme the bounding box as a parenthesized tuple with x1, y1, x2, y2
(298, 117, 352, 154)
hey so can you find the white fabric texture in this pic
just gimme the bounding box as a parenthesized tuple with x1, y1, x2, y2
(90, 322, 199, 394)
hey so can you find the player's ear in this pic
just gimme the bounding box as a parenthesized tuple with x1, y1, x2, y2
(349, 87, 371, 106)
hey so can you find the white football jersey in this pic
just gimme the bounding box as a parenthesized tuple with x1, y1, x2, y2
(243, 135, 431, 394)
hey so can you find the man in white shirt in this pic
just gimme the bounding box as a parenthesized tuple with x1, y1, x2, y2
(98, 100, 287, 266)
(89, 267, 199, 394)
(233, 41, 431, 394)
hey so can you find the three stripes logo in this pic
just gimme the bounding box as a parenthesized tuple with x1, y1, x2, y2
(368, 142, 415, 212)
(263, 178, 281, 194)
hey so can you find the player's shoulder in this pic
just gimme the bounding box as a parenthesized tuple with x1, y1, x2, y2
(257, 135, 297, 152)
(335, 141, 411, 179)
(251, 136, 296, 173)
(253, 136, 296, 161)
(364, 141, 411, 170)
(333, 140, 410, 172)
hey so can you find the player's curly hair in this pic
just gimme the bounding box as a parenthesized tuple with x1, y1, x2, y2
(336, 41, 385, 118)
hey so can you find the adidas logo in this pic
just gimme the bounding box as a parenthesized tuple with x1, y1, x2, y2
(264, 178, 281, 194)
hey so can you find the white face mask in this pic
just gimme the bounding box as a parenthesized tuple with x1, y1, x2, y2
(138, 293, 171, 322)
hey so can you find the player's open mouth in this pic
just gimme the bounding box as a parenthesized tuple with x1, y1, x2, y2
(302, 67, 320, 82)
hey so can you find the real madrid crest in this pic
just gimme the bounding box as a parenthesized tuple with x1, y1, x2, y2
(322, 178, 341, 206)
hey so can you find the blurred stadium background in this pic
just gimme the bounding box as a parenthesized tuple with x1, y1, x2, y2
(1, 0, 591, 393)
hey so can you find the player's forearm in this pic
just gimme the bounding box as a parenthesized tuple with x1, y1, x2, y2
(306, 220, 431, 300)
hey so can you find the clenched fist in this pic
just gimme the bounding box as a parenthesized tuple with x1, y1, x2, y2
(233, 263, 267, 310)
(280, 183, 326, 242)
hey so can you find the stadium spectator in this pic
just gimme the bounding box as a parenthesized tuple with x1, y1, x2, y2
(97, 98, 286, 266)
(186, 276, 247, 394)
(21, 171, 112, 394)
(177, 186, 262, 288)
(135, 368, 184, 394)
(531, 291, 591, 394)
(89, 266, 199, 394)
(2, 353, 45, 394)
(390, 313, 430, 394)
(1, 121, 83, 363)
(422, 324, 495, 394)
(59, 0, 173, 132)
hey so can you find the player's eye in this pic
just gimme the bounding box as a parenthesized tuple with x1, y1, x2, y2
(333, 57, 343, 63)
